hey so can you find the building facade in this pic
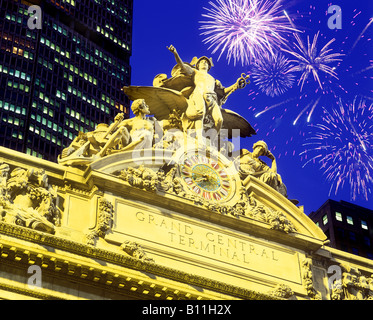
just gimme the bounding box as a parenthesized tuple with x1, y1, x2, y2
(309, 199, 373, 260)
(0, 0, 132, 161)
(0, 143, 372, 300)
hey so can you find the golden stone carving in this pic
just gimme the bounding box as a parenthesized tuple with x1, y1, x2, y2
(120, 240, 155, 263)
(0, 163, 60, 234)
(86, 198, 114, 245)
(236, 140, 288, 198)
(302, 258, 322, 300)
(269, 284, 294, 299)
(164, 45, 250, 141)
(329, 264, 373, 300)
(58, 99, 154, 166)
(123, 45, 254, 143)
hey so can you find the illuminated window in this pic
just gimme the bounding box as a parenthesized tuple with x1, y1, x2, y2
(322, 215, 328, 225)
(361, 220, 368, 230)
(347, 216, 354, 225)
(335, 212, 343, 221)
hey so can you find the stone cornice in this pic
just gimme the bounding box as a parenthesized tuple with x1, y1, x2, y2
(0, 222, 279, 300)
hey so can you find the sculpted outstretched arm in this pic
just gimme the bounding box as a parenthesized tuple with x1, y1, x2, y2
(224, 82, 240, 96)
(167, 45, 193, 75)
(223, 73, 250, 98)
(167, 45, 183, 65)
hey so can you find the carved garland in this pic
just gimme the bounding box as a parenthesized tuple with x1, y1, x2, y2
(86, 198, 114, 245)
(117, 165, 296, 234)
(302, 258, 321, 300)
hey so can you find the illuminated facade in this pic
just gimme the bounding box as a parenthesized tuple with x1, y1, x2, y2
(0, 0, 132, 161)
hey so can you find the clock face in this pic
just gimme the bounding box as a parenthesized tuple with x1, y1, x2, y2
(180, 153, 233, 201)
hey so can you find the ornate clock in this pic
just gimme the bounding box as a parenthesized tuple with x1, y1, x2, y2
(180, 152, 236, 201)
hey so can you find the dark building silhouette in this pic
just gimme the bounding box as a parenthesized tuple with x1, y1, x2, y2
(0, 0, 132, 161)
(309, 199, 373, 260)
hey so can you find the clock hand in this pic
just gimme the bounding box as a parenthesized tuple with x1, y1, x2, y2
(194, 177, 207, 183)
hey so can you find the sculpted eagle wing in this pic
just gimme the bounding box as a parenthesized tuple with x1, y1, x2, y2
(221, 109, 256, 139)
(122, 86, 188, 121)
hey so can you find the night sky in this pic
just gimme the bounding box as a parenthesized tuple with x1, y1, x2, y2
(129, 0, 373, 213)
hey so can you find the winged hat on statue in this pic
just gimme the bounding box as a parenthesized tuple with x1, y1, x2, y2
(122, 45, 256, 142)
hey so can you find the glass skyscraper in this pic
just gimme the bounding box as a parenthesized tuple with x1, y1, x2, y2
(0, 0, 132, 161)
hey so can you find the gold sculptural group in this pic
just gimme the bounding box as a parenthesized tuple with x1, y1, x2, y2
(58, 45, 287, 200)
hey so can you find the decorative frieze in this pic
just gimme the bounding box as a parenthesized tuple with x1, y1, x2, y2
(268, 284, 294, 299)
(120, 240, 155, 263)
(117, 165, 296, 234)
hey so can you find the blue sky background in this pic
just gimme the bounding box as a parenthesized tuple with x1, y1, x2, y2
(130, 0, 373, 213)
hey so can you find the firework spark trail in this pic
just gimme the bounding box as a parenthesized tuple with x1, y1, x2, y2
(199, 0, 297, 65)
(300, 97, 373, 201)
(250, 52, 295, 97)
(254, 97, 298, 117)
(283, 31, 344, 91)
(349, 17, 373, 54)
(291, 96, 322, 125)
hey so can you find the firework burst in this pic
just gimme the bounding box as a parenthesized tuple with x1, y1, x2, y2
(283, 31, 344, 91)
(199, 0, 296, 65)
(300, 97, 373, 201)
(250, 52, 296, 97)
(253, 5, 372, 126)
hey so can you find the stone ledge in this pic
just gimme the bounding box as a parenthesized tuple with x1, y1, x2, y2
(0, 222, 280, 300)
